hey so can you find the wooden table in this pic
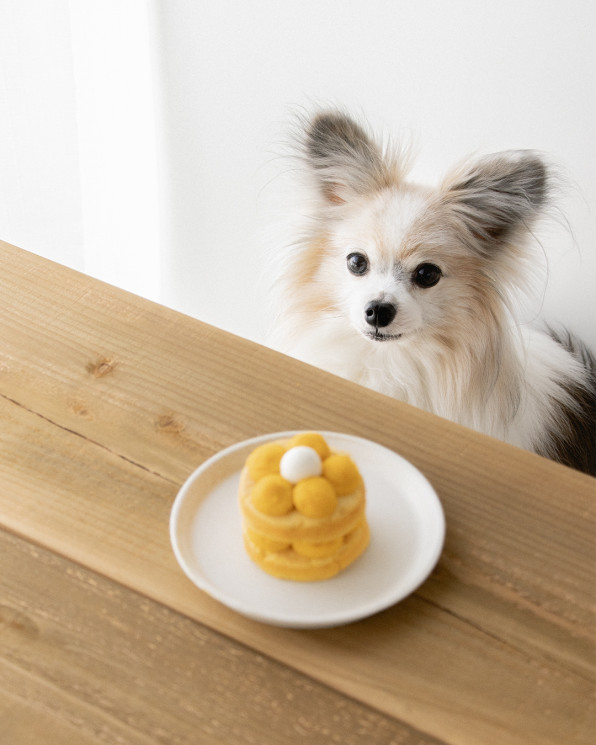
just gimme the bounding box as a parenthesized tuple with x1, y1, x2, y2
(1, 239, 594, 745)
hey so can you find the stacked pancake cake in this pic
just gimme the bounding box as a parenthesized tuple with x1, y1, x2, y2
(239, 432, 369, 581)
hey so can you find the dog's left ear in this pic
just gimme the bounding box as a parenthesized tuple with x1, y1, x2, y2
(443, 151, 548, 248)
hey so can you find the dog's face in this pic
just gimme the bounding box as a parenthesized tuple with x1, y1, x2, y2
(301, 111, 548, 346)
(322, 187, 467, 344)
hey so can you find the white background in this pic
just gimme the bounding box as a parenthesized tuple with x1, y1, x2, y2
(1, 0, 594, 352)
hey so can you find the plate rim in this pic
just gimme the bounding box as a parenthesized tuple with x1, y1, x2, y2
(170, 430, 445, 628)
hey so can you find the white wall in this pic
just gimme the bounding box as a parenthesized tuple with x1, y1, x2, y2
(1, 1, 594, 353)
(0, 0, 161, 301)
(150, 0, 596, 351)
(0, 0, 82, 268)
(68, 0, 161, 300)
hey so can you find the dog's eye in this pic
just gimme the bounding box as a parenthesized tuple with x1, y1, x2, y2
(347, 253, 369, 276)
(413, 263, 442, 288)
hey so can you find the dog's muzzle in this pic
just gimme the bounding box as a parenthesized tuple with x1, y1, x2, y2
(364, 301, 397, 328)
(363, 301, 401, 341)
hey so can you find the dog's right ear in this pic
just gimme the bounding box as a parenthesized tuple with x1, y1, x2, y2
(304, 112, 394, 204)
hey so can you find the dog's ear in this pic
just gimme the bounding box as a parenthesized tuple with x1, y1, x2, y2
(443, 151, 548, 248)
(304, 112, 394, 204)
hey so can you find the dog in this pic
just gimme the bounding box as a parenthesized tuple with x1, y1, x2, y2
(268, 110, 595, 475)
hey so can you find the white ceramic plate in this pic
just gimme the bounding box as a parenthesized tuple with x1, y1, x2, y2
(170, 431, 445, 629)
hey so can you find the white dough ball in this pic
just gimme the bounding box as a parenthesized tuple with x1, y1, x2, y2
(280, 446, 322, 483)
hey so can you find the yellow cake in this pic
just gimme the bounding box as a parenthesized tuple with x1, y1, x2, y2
(239, 432, 369, 581)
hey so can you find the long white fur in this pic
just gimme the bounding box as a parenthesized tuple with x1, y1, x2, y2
(268, 111, 594, 469)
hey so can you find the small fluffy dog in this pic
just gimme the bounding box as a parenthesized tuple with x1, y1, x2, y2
(269, 110, 595, 475)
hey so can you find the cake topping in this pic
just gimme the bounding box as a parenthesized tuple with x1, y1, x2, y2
(292, 476, 338, 518)
(250, 474, 294, 516)
(245, 442, 286, 482)
(288, 432, 331, 459)
(322, 454, 361, 496)
(280, 445, 323, 483)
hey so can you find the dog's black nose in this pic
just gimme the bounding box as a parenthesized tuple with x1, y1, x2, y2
(364, 301, 397, 328)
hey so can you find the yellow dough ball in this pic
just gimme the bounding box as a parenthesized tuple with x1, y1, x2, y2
(251, 475, 294, 516)
(288, 432, 331, 460)
(246, 528, 290, 553)
(292, 477, 337, 518)
(322, 454, 361, 496)
(292, 536, 344, 558)
(245, 443, 285, 481)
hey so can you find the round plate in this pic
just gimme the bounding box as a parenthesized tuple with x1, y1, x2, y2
(170, 431, 445, 628)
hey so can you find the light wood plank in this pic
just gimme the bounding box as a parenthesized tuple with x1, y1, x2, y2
(0, 530, 435, 745)
(1, 241, 595, 744)
(2, 394, 593, 744)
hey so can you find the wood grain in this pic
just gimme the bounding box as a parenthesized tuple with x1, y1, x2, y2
(1, 240, 595, 744)
(2, 530, 433, 745)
